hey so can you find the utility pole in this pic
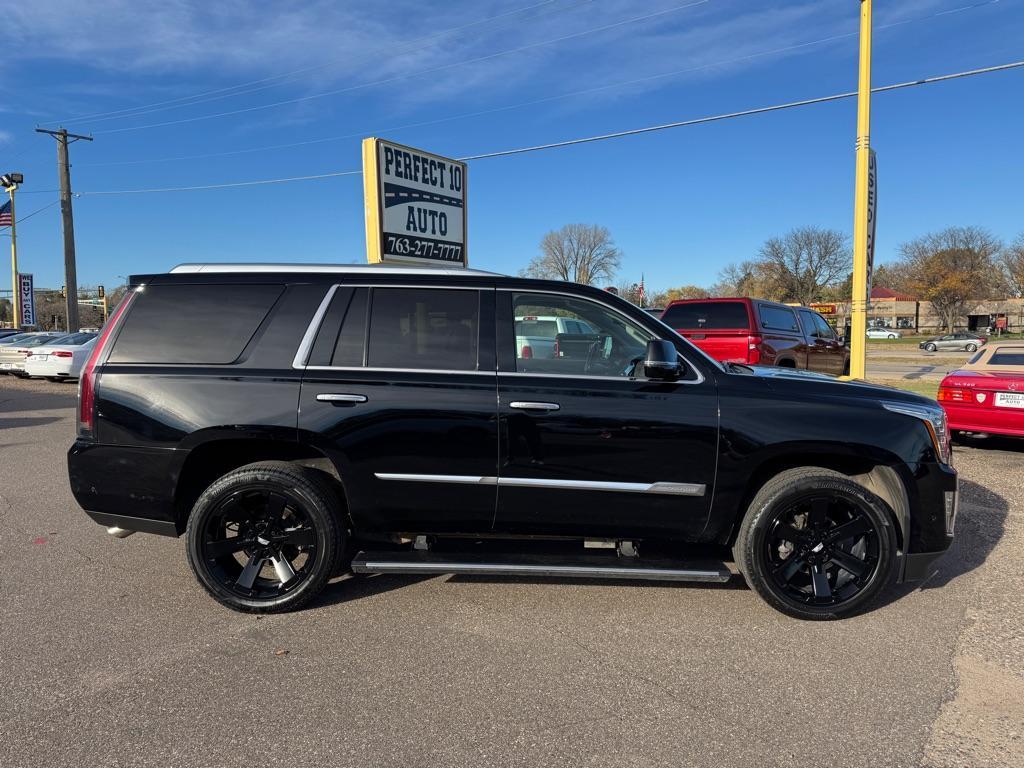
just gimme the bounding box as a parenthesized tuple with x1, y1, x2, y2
(2, 173, 23, 328)
(36, 127, 92, 333)
(849, 0, 873, 379)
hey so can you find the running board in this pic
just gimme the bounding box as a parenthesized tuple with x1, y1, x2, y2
(351, 551, 732, 583)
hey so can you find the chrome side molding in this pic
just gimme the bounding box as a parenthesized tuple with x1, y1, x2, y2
(374, 473, 705, 496)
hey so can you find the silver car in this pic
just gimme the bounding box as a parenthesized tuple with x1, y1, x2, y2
(918, 332, 987, 353)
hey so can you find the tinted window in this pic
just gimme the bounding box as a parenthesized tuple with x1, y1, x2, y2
(798, 310, 819, 337)
(990, 349, 1024, 365)
(661, 301, 749, 329)
(367, 288, 479, 371)
(109, 284, 283, 364)
(759, 305, 800, 332)
(511, 292, 652, 377)
(308, 288, 368, 367)
(813, 313, 836, 339)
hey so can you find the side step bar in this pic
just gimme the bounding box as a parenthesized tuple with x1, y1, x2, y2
(351, 550, 732, 583)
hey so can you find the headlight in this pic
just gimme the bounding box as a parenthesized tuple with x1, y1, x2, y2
(882, 400, 952, 465)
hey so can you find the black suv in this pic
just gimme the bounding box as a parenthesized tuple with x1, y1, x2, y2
(68, 264, 958, 620)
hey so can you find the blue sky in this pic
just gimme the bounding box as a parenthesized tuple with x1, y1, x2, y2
(1, 0, 1022, 293)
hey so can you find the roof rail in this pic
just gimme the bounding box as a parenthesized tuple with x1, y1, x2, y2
(169, 262, 501, 276)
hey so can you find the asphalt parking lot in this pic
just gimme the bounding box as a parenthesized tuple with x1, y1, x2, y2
(2, 375, 1022, 768)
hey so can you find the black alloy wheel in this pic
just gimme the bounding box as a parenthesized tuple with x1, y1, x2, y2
(734, 467, 896, 620)
(186, 462, 345, 612)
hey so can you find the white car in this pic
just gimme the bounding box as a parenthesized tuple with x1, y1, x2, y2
(515, 315, 595, 359)
(866, 328, 901, 340)
(23, 333, 97, 381)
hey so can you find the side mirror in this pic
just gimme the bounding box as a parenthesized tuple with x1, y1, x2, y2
(643, 339, 682, 380)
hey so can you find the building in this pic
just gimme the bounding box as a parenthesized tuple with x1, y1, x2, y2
(819, 288, 1024, 335)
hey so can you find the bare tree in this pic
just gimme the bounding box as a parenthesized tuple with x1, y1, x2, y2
(710, 260, 781, 300)
(897, 226, 1002, 332)
(756, 226, 851, 305)
(523, 224, 622, 285)
(997, 233, 1024, 298)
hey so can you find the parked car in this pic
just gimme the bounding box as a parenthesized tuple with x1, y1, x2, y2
(660, 298, 850, 376)
(515, 314, 595, 359)
(0, 333, 68, 373)
(0, 329, 24, 341)
(68, 264, 957, 621)
(0, 331, 44, 346)
(23, 333, 98, 381)
(938, 342, 1024, 438)
(919, 332, 987, 353)
(866, 328, 901, 340)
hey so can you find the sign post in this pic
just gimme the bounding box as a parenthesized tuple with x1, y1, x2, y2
(362, 138, 468, 267)
(18, 272, 35, 327)
(849, 0, 873, 380)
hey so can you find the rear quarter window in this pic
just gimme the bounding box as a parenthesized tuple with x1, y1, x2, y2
(758, 305, 801, 332)
(108, 284, 283, 364)
(661, 302, 749, 330)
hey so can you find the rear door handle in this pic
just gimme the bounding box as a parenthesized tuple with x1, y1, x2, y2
(509, 401, 560, 412)
(316, 393, 368, 405)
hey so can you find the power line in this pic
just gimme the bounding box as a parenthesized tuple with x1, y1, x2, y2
(43, 0, 572, 126)
(77, 0, 1006, 168)
(0, 199, 61, 235)
(90, 0, 711, 135)
(69, 59, 1024, 196)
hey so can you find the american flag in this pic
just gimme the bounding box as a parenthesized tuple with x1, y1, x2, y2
(0, 200, 12, 227)
(638, 274, 646, 306)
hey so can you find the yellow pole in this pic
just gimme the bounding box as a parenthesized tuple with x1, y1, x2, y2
(7, 183, 18, 329)
(849, 0, 873, 379)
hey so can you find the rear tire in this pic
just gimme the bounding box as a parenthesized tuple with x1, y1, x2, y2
(733, 467, 897, 620)
(185, 461, 346, 613)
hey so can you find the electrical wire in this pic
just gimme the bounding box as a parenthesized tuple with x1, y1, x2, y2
(42, 0, 572, 125)
(90, 1, 712, 135)
(78, 0, 1006, 167)
(70, 59, 1024, 196)
(0, 199, 61, 230)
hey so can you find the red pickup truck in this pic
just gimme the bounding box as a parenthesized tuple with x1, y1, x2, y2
(661, 298, 850, 376)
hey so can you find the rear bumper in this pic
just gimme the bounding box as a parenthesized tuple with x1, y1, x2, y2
(945, 404, 1024, 437)
(68, 440, 184, 537)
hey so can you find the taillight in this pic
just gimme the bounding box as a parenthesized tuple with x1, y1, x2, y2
(521, 344, 533, 359)
(78, 290, 137, 438)
(747, 335, 762, 365)
(938, 387, 968, 403)
(53, 351, 73, 358)
(553, 338, 560, 357)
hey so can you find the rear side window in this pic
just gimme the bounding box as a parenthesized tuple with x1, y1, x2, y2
(109, 284, 283, 364)
(990, 348, 1024, 365)
(758, 305, 800, 332)
(367, 288, 479, 371)
(661, 301, 749, 329)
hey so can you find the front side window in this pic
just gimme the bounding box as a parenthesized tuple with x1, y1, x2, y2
(798, 310, 820, 338)
(813, 313, 836, 339)
(511, 292, 652, 377)
(368, 288, 479, 371)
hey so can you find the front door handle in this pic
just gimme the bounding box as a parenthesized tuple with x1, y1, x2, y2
(316, 393, 368, 405)
(509, 401, 560, 412)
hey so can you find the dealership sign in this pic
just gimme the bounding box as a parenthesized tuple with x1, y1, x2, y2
(18, 273, 36, 326)
(362, 138, 467, 267)
(865, 149, 878, 295)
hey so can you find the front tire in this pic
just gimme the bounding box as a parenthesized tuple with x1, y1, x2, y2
(965, 343, 978, 352)
(924, 343, 937, 352)
(733, 467, 897, 620)
(185, 461, 346, 613)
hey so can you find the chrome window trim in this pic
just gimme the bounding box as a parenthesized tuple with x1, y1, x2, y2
(292, 284, 339, 370)
(375, 473, 706, 496)
(305, 366, 494, 376)
(500, 287, 707, 385)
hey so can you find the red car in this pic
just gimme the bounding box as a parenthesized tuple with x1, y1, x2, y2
(660, 297, 849, 376)
(938, 343, 1024, 438)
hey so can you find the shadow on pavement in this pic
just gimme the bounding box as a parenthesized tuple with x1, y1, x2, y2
(314, 572, 433, 607)
(0, 415, 67, 431)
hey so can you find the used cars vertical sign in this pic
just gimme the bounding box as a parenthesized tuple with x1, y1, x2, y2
(18, 273, 36, 326)
(362, 138, 467, 267)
